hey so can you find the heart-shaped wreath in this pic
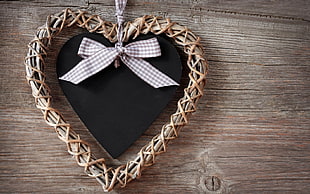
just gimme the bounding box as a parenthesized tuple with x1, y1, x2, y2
(24, 9, 207, 192)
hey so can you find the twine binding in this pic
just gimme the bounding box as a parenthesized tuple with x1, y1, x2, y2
(24, 9, 207, 192)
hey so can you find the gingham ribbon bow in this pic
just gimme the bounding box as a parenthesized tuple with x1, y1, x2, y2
(59, 37, 179, 88)
(59, 0, 178, 88)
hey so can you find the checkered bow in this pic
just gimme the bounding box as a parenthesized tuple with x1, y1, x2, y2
(59, 37, 179, 88)
(59, 0, 178, 88)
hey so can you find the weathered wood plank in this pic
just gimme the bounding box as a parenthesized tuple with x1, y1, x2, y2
(88, 0, 310, 20)
(0, 0, 309, 193)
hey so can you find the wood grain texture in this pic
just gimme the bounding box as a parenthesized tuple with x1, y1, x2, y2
(0, 0, 309, 193)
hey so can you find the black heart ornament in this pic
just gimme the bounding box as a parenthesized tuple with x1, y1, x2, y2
(57, 33, 182, 158)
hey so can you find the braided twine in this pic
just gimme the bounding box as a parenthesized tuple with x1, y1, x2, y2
(24, 9, 207, 192)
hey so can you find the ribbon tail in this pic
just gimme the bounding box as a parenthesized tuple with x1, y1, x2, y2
(121, 56, 179, 88)
(59, 49, 119, 84)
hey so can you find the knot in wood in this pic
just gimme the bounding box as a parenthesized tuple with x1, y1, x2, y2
(205, 176, 221, 191)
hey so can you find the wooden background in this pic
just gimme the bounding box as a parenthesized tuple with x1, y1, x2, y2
(0, 0, 309, 193)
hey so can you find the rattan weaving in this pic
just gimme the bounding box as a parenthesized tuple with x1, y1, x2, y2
(24, 9, 207, 192)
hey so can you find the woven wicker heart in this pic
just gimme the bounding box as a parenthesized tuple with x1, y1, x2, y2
(57, 32, 182, 158)
(25, 9, 207, 192)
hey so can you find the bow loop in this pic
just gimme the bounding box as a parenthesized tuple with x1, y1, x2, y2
(78, 37, 106, 58)
(124, 38, 161, 58)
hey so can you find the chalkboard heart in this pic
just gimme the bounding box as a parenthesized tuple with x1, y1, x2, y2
(57, 33, 182, 158)
(25, 10, 207, 190)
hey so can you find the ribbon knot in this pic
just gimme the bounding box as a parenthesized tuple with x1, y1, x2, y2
(116, 14, 125, 24)
(115, 42, 125, 54)
(114, 42, 125, 68)
(59, 37, 179, 88)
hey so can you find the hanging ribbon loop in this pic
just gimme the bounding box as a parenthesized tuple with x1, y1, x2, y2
(115, 0, 128, 45)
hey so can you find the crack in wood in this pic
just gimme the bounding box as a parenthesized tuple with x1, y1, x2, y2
(204, 8, 310, 22)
